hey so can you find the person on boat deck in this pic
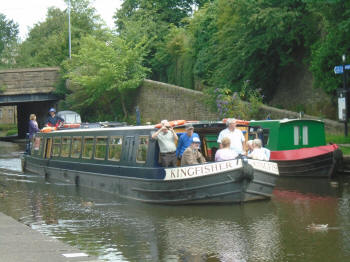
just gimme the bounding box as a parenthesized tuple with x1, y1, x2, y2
(176, 124, 200, 160)
(215, 137, 238, 162)
(262, 145, 271, 160)
(248, 139, 269, 161)
(217, 118, 245, 154)
(152, 120, 178, 167)
(28, 114, 40, 140)
(181, 137, 206, 166)
(246, 140, 254, 155)
(45, 108, 64, 128)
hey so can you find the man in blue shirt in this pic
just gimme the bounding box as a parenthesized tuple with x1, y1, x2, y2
(176, 124, 200, 159)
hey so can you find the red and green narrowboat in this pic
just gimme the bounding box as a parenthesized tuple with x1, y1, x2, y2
(249, 119, 342, 178)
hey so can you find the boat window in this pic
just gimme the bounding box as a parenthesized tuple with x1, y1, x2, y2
(302, 126, 308, 145)
(38, 137, 44, 157)
(61, 137, 71, 157)
(44, 138, 52, 159)
(82, 136, 94, 159)
(108, 136, 123, 161)
(95, 136, 107, 160)
(52, 137, 61, 157)
(136, 136, 149, 163)
(262, 129, 269, 146)
(71, 136, 82, 158)
(294, 126, 299, 145)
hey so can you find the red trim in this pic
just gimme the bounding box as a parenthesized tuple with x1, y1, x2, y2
(270, 144, 339, 161)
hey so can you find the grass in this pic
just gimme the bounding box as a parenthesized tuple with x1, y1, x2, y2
(0, 124, 17, 131)
(325, 133, 350, 144)
(326, 133, 350, 155)
(339, 145, 350, 155)
(6, 129, 18, 136)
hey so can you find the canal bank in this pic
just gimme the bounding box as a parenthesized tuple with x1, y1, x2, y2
(0, 212, 101, 262)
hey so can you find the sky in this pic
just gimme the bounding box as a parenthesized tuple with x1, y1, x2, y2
(0, 0, 123, 40)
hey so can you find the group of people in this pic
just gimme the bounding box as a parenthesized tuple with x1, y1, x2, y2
(28, 108, 64, 143)
(152, 118, 270, 168)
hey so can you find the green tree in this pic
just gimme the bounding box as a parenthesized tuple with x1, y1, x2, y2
(16, 0, 107, 67)
(114, 0, 208, 81)
(309, 0, 350, 94)
(63, 35, 149, 121)
(206, 0, 317, 100)
(0, 13, 19, 68)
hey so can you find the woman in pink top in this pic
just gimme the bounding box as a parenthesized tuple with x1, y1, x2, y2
(215, 137, 238, 161)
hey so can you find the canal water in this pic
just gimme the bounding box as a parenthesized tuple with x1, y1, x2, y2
(0, 141, 350, 262)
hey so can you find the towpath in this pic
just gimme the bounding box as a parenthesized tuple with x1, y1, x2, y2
(0, 212, 102, 262)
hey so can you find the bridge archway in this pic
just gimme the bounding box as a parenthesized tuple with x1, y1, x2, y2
(0, 68, 61, 138)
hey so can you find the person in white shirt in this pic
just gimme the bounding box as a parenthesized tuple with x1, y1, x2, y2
(152, 120, 178, 167)
(217, 118, 245, 154)
(248, 139, 269, 161)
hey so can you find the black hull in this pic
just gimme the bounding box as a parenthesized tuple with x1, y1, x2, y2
(23, 157, 278, 205)
(272, 149, 342, 178)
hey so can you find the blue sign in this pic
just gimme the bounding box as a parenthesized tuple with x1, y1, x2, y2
(334, 65, 350, 74)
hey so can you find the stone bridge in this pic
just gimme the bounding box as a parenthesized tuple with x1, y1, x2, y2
(0, 67, 61, 138)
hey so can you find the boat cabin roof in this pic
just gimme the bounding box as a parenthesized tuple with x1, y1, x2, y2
(249, 119, 326, 150)
(32, 120, 251, 169)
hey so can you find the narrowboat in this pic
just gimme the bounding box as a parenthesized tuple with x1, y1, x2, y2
(248, 119, 342, 178)
(22, 120, 279, 204)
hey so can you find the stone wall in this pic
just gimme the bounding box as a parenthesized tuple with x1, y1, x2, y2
(0, 67, 60, 95)
(136, 79, 344, 134)
(0, 106, 16, 124)
(259, 104, 344, 135)
(136, 79, 219, 123)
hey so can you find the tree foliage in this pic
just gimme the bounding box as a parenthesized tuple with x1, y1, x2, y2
(63, 35, 149, 121)
(309, 0, 350, 93)
(0, 13, 19, 68)
(16, 0, 107, 67)
(114, 0, 210, 81)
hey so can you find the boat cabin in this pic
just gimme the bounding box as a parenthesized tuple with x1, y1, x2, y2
(30, 121, 252, 168)
(249, 119, 326, 151)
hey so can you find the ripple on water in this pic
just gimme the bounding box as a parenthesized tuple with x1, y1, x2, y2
(0, 158, 22, 172)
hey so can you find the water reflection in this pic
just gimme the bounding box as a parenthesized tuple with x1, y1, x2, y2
(1, 141, 350, 262)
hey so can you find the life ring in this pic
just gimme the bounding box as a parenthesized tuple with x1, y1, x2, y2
(40, 126, 57, 133)
(154, 120, 186, 129)
(222, 118, 250, 126)
(62, 123, 81, 129)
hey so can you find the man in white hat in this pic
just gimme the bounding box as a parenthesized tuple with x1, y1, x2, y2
(152, 120, 178, 167)
(181, 136, 206, 166)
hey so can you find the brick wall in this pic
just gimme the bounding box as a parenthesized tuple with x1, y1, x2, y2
(0, 67, 60, 95)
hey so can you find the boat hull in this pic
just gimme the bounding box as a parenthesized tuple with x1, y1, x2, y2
(270, 145, 342, 178)
(23, 157, 278, 204)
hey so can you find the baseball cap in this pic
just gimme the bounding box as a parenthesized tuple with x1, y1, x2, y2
(192, 137, 200, 143)
(185, 124, 194, 130)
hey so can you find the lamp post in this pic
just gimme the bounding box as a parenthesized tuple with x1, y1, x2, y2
(343, 54, 348, 136)
(68, 0, 71, 59)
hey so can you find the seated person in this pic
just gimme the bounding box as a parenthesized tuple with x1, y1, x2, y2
(181, 137, 206, 166)
(262, 147, 271, 160)
(246, 140, 254, 155)
(248, 139, 269, 161)
(215, 137, 238, 161)
(176, 124, 200, 160)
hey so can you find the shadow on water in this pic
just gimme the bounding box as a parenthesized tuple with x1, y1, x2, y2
(1, 141, 350, 262)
